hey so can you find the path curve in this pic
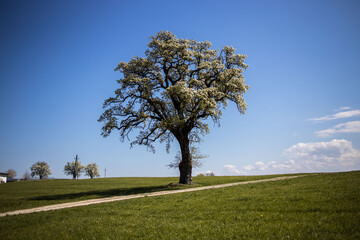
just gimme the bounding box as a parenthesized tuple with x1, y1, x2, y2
(0, 175, 305, 217)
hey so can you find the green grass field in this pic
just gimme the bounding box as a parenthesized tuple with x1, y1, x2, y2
(0, 171, 359, 239)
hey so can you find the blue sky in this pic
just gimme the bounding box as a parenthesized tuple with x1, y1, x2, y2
(1, 0, 359, 179)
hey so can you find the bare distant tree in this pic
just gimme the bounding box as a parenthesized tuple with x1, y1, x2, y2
(167, 146, 206, 169)
(22, 171, 31, 181)
(6, 169, 16, 178)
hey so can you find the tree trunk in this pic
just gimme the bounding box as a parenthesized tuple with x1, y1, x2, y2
(178, 134, 193, 185)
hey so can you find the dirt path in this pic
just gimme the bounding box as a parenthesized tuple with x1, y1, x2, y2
(0, 175, 306, 217)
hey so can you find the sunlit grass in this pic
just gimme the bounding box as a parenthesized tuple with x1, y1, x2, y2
(0, 171, 359, 239)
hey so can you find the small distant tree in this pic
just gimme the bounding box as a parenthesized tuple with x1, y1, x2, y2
(6, 169, 16, 178)
(205, 171, 215, 176)
(84, 163, 100, 179)
(64, 155, 83, 179)
(30, 161, 52, 179)
(22, 171, 31, 181)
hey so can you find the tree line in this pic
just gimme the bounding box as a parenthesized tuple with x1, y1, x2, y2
(7, 155, 100, 180)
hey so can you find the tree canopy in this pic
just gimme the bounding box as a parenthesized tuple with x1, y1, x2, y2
(84, 163, 100, 179)
(99, 31, 249, 184)
(64, 155, 83, 179)
(30, 161, 52, 179)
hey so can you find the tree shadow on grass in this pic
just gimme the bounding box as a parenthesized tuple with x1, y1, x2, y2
(28, 184, 184, 201)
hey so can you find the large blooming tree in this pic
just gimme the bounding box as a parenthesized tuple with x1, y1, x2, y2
(99, 31, 249, 184)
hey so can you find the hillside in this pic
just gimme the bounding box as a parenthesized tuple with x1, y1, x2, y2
(0, 172, 359, 239)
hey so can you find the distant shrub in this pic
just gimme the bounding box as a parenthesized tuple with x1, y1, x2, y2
(206, 171, 215, 176)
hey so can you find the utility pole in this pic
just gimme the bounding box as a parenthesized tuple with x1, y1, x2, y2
(75, 155, 79, 180)
(104, 168, 106, 178)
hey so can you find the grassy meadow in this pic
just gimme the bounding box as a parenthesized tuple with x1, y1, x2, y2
(0, 174, 299, 213)
(0, 171, 359, 239)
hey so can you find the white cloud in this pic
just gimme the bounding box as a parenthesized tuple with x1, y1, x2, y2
(223, 165, 243, 175)
(242, 164, 255, 171)
(240, 160, 297, 174)
(335, 107, 351, 111)
(283, 139, 360, 170)
(230, 139, 360, 175)
(223, 160, 298, 175)
(307, 110, 360, 122)
(315, 121, 360, 138)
